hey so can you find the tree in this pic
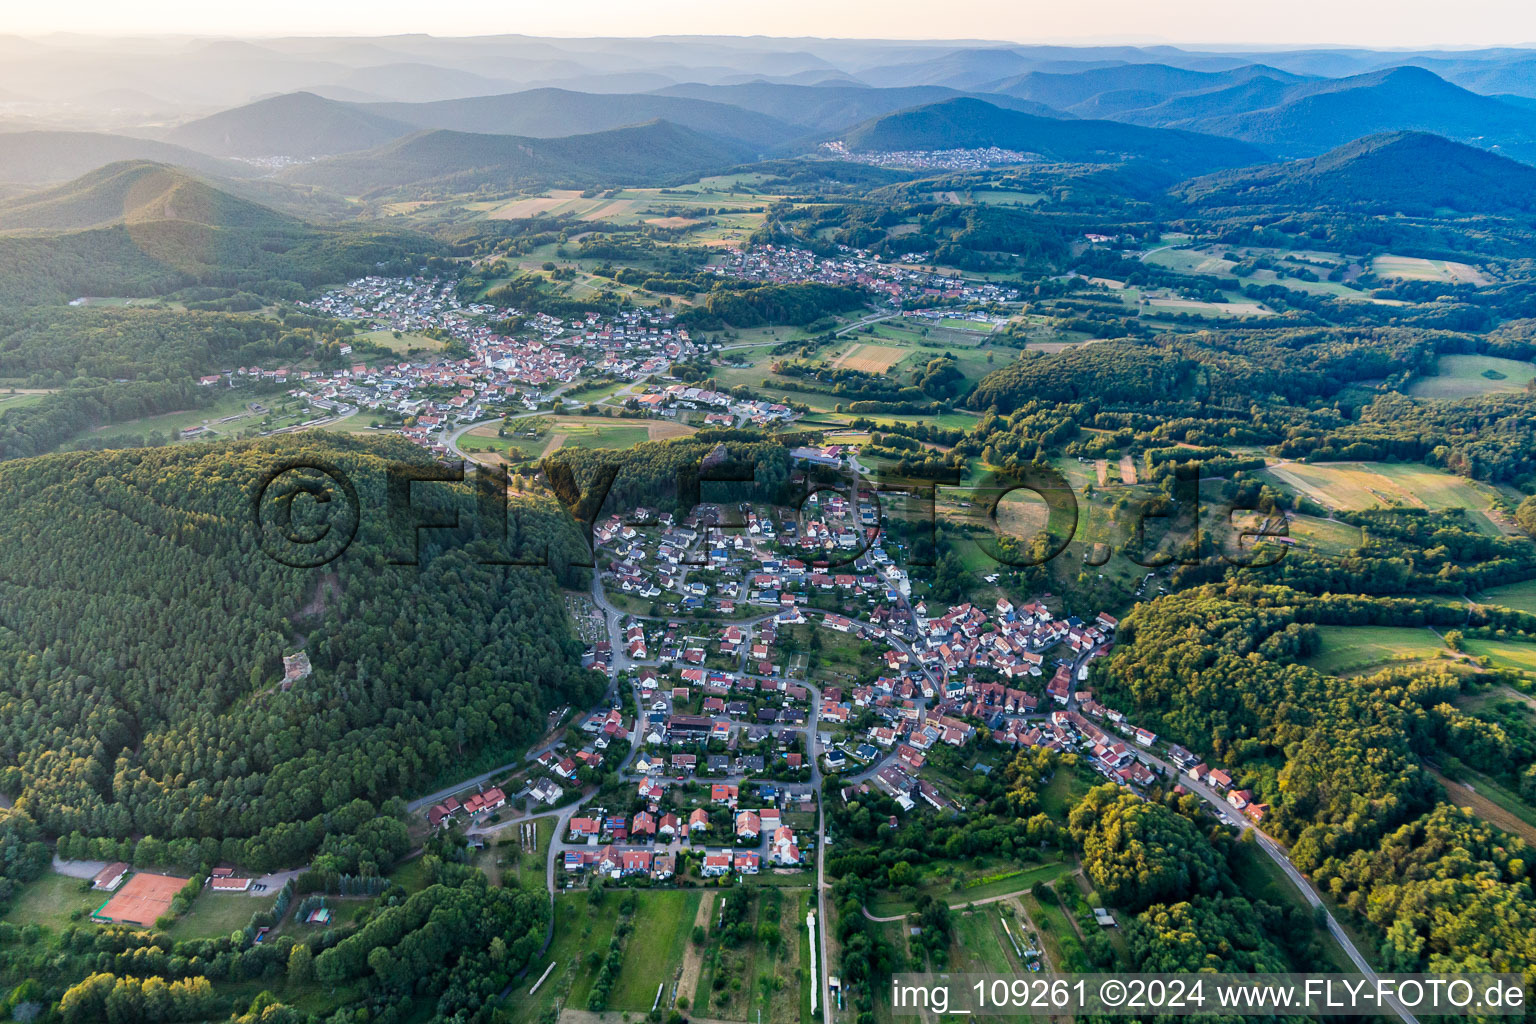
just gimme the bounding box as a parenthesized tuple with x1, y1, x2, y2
(287, 943, 313, 985)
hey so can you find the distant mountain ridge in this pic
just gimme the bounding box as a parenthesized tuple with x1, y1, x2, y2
(165, 92, 417, 158)
(1174, 131, 1536, 215)
(1184, 66, 1536, 159)
(358, 87, 801, 148)
(837, 97, 1268, 174)
(653, 80, 1068, 131)
(0, 131, 248, 185)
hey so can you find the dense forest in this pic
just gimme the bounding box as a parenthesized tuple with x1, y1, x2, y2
(0, 435, 602, 874)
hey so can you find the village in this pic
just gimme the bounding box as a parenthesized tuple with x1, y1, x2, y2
(409, 477, 1267, 903)
(711, 244, 1023, 306)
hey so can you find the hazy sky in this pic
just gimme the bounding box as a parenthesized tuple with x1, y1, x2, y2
(15, 0, 1536, 48)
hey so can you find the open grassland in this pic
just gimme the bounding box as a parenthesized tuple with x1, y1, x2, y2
(1143, 244, 1367, 300)
(1, 871, 99, 934)
(1284, 513, 1364, 554)
(465, 416, 695, 459)
(609, 890, 703, 1012)
(1261, 461, 1499, 514)
(1302, 625, 1449, 675)
(1409, 354, 1536, 399)
(1372, 254, 1491, 285)
(357, 328, 447, 353)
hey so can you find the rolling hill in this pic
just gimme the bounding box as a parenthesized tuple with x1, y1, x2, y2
(1173, 131, 1536, 215)
(165, 91, 417, 159)
(837, 97, 1268, 174)
(0, 131, 247, 185)
(281, 120, 759, 194)
(0, 161, 298, 233)
(357, 87, 801, 149)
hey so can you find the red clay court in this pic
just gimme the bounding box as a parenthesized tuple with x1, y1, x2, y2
(93, 872, 188, 926)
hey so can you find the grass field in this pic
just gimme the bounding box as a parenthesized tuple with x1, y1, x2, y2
(610, 890, 703, 1012)
(1477, 579, 1536, 615)
(167, 891, 276, 941)
(503, 892, 622, 1024)
(1302, 625, 1449, 675)
(866, 857, 1070, 918)
(1262, 461, 1500, 514)
(464, 416, 695, 459)
(1, 871, 99, 934)
(1409, 354, 1536, 399)
(1286, 514, 1364, 554)
(357, 329, 447, 354)
(1463, 638, 1536, 675)
(507, 815, 557, 892)
(1372, 254, 1491, 286)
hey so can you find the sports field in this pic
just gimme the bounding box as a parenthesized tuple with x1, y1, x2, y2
(1408, 354, 1536, 399)
(94, 872, 188, 926)
(1261, 461, 1499, 513)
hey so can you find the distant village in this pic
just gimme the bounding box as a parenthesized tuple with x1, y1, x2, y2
(711, 244, 1022, 306)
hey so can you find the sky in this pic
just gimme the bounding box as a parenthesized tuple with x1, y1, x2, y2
(12, 0, 1536, 48)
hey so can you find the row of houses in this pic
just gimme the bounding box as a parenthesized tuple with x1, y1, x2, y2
(427, 787, 506, 828)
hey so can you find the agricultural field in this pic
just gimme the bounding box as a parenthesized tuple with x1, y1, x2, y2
(462, 415, 695, 460)
(1301, 624, 1450, 675)
(949, 907, 1023, 983)
(1408, 354, 1536, 399)
(1143, 244, 1368, 300)
(1261, 460, 1501, 515)
(829, 342, 907, 373)
(1372, 254, 1492, 285)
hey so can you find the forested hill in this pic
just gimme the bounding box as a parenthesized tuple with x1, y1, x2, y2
(282, 120, 759, 194)
(0, 173, 441, 306)
(0, 435, 603, 872)
(837, 98, 1269, 175)
(0, 161, 299, 233)
(1173, 131, 1536, 215)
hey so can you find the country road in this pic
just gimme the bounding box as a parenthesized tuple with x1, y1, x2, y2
(1131, 745, 1420, 1024)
